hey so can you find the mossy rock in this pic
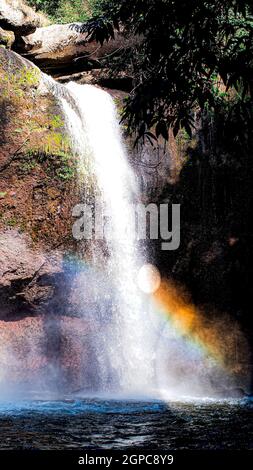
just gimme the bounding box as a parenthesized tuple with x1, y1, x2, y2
(0, 48, 73, 160)
(0, 48, 82, 248)
(0, 27, 15, 48)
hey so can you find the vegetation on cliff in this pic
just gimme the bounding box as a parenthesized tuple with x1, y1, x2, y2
(26, 0, 102, 23)
(0, 49, 80, 245)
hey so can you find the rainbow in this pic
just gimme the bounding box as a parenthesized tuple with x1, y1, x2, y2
(151, 278, 247, 372)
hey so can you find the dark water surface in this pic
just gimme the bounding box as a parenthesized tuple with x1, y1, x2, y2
(0, 398, 252, 450)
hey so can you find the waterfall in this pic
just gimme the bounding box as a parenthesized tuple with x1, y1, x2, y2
(38, 76, 235, 400)
(58, 82, 158, 395)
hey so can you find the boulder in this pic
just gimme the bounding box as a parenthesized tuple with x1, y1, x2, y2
(0, 0, 41, 37)
(15, 23, 138, 75)
(0, 26, 15, 48)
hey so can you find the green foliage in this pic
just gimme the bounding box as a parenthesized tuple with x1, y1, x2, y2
(54, 1, 89, 23)
(6, 217, 18, 227)
(75, 0, 253, 143)
(26, 0, 61, 16)
(26, 0, 101, 23)
(1, 66, 40, 99)
(45, 152, 76, 181)
(20, 157, 37, 173)
(50, 114, 64, 129)
(56, 162, 75, 180)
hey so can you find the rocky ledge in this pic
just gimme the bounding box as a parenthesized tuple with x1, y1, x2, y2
(0, 0, 41, 37)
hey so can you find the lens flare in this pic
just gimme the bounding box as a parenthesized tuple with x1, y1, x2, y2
(137, 264, 161, 294)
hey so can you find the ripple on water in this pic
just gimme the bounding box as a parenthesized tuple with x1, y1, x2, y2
(0, 398, 252, 450)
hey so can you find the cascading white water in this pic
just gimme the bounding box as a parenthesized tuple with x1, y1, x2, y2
(60, 83, 158, 394)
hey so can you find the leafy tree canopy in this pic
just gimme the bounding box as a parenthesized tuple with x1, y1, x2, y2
(75, 0, 253, 143)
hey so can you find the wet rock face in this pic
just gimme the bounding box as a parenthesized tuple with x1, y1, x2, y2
(0, 0, 41, 37)
(0, 315, 92, 393)
(0, 230, 65, 319)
